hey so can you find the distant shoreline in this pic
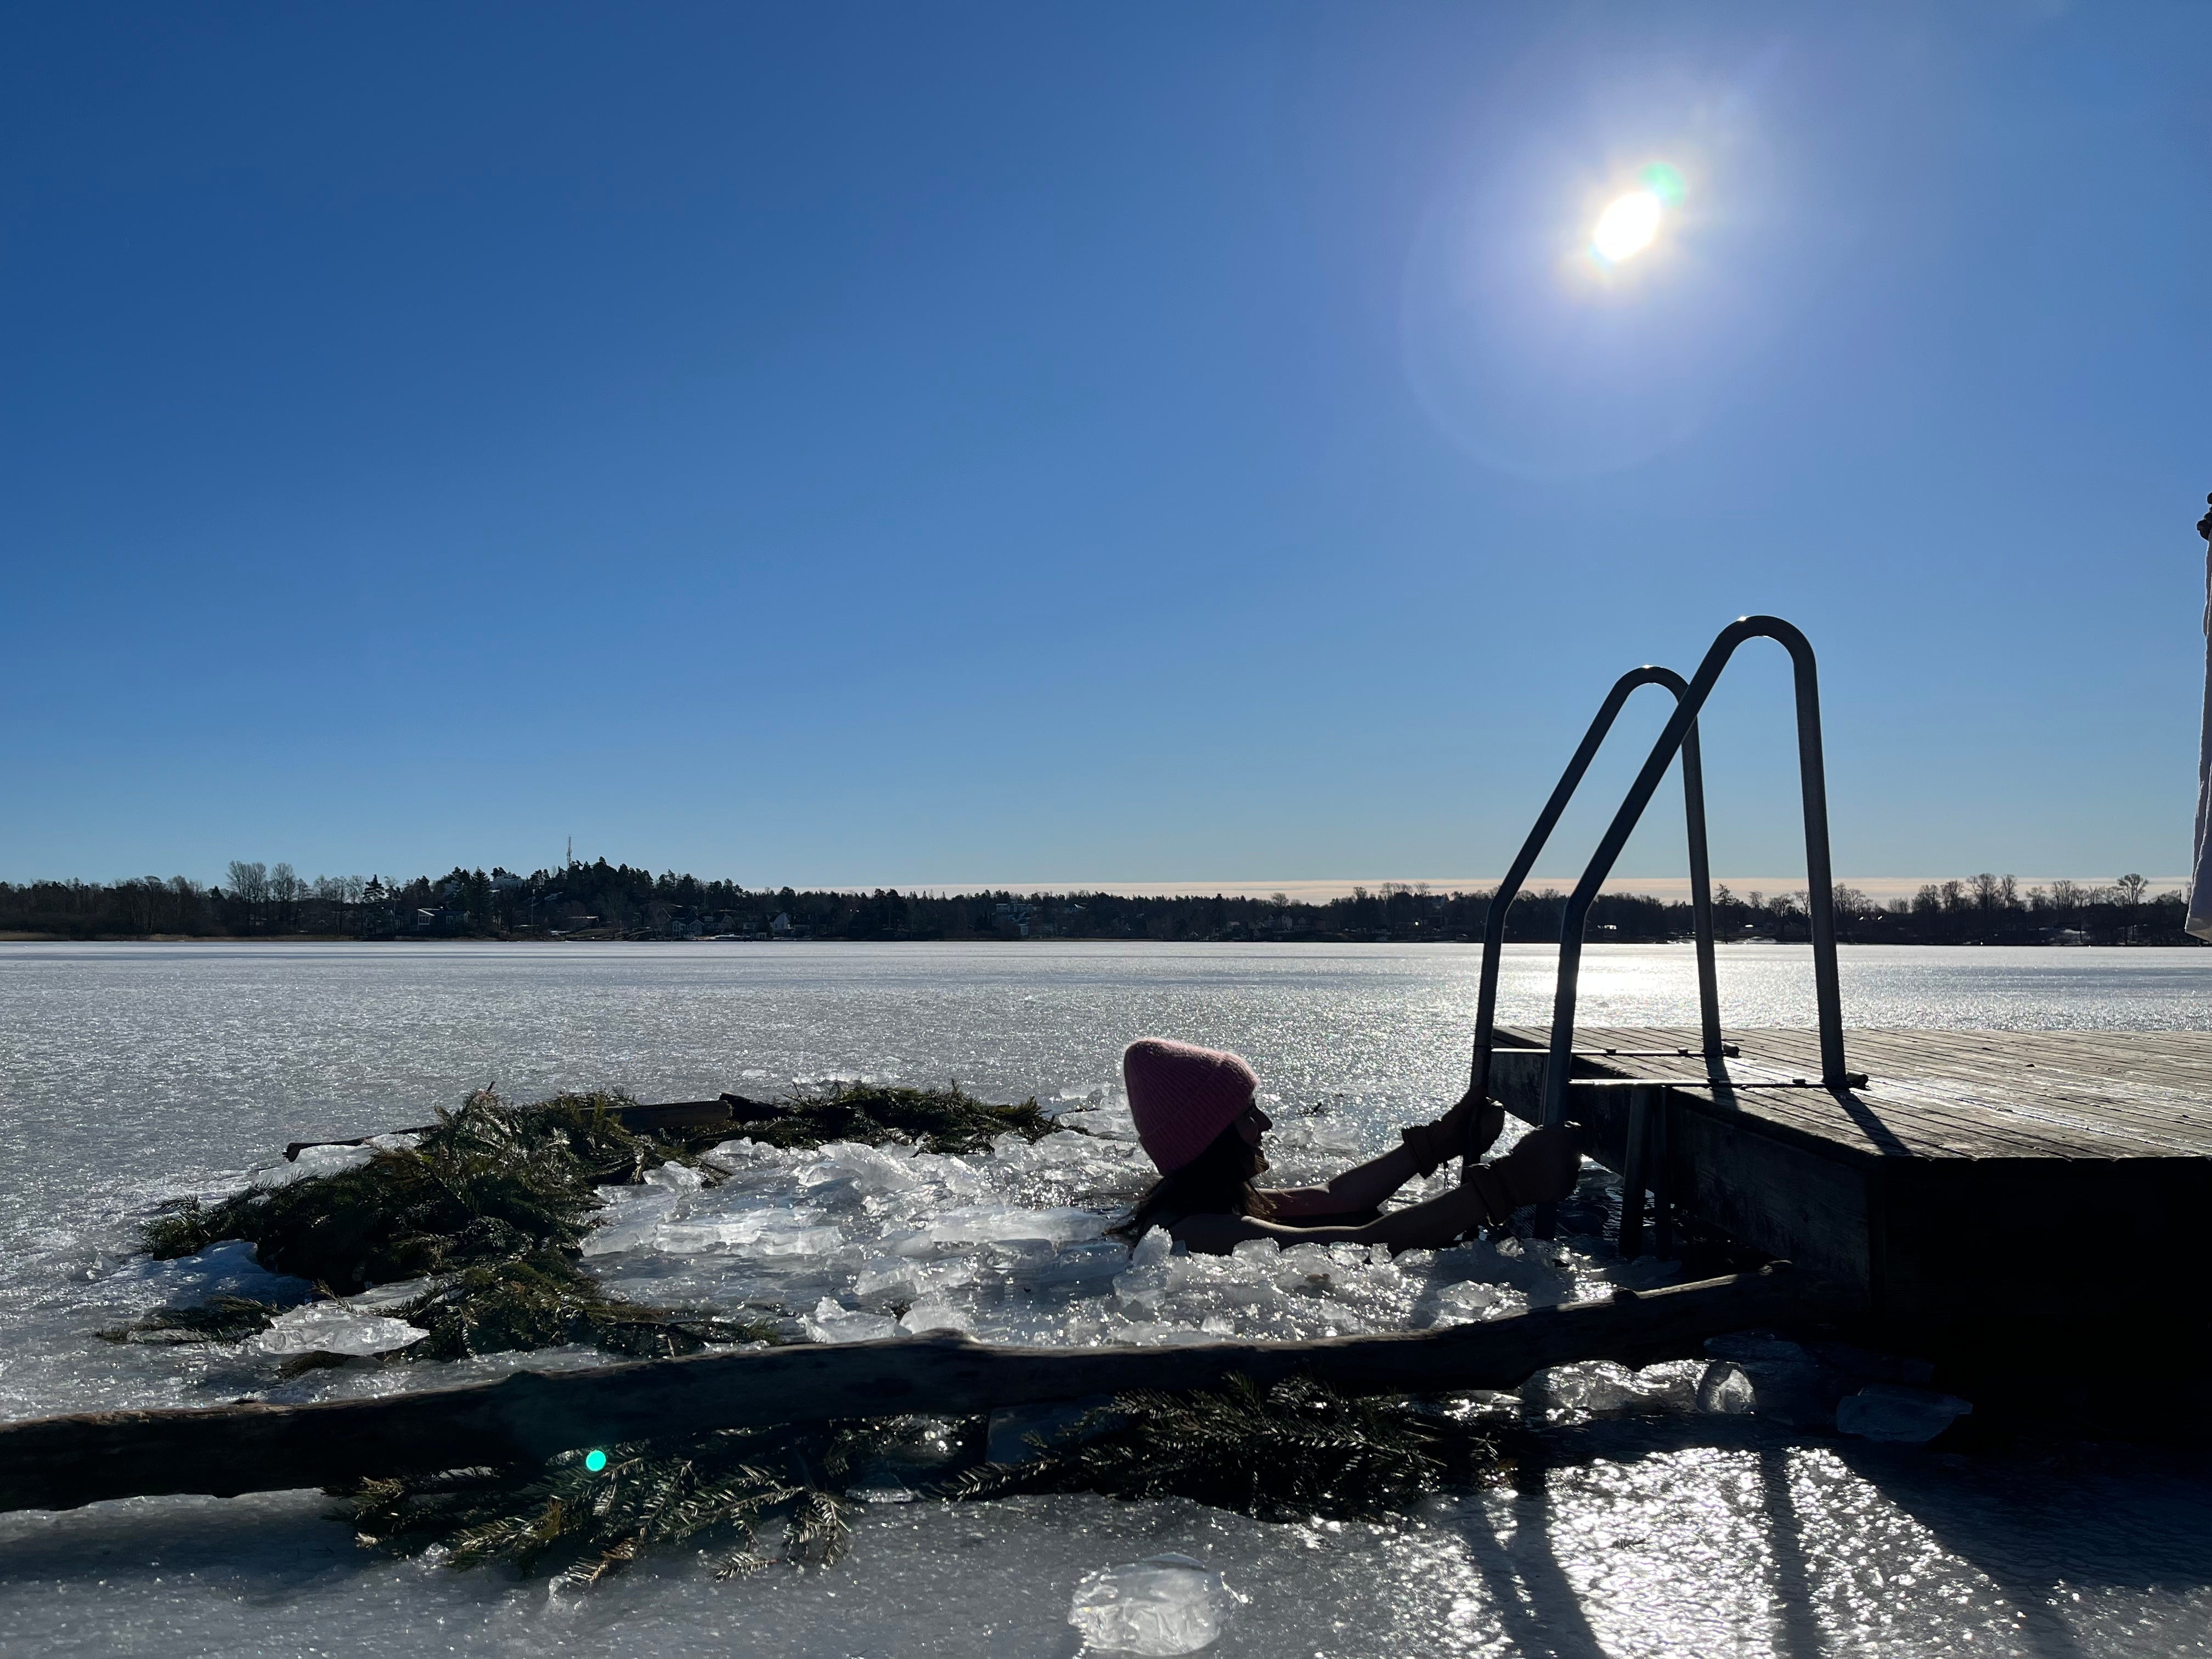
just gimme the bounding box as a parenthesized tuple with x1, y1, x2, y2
(7, 865, 2199, 948)
(2, 933, 2201, 950)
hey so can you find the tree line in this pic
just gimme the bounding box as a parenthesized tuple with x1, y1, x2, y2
(0, 860, 2197, 946)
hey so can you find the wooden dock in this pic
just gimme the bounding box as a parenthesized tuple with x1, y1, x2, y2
(1488, 1025, 2212, 1345)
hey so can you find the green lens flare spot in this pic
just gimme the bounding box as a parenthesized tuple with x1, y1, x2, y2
(584, 1449, 608, 1472)
(1639, 162, 1687, 206)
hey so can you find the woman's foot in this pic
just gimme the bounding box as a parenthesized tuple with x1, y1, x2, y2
(1401, 1092, 1508, 1176)
(1468, 1124, 1582, 1224)
(1469, 1097, 1506, 1159)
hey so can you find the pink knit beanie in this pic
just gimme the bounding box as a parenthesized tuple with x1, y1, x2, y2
(1122, 1037, 1259, 1175)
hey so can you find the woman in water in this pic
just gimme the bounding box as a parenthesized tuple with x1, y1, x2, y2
(1114, 1036, 1581, 1254)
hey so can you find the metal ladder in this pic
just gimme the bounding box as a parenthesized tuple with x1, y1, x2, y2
(1468, 617, 1865, 1239)
(1462, 663, 1726, 1169)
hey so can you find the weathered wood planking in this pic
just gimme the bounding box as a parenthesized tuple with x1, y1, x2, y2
(1487, 1026, 2212, 1328)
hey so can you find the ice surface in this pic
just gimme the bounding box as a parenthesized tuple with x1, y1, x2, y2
(1836, 1383, 1973, 1443)
(7, 943, 2212, 1652)
(102, 1239, 313, 1309)
(1068, 1553, 1240, 1654)
(251, 1302, 427, 1357)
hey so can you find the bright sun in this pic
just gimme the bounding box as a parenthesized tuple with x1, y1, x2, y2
(1593, 190, 1662, 263)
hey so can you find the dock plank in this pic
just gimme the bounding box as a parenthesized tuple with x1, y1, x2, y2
(1484, 1024, 2212, 1322)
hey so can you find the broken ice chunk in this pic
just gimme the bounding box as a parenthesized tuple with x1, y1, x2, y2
(251, 1143, 375, 1188)
(799, 1142, 921, 1196)
(1523, 1361, 1623, 1417)
(1696, 1361, 1756, 1414)
(1071, 1103, 1142, 1142)
(579, 1186, 684, 1256)
(1428, 1280, 1523, 1325)
(1111, 1228, 1172, 1315)
(699, 1137, 782, 1171)
(899, 1300, 972, 1335)
(919, 1205, 1104, 1251)
(1836, 1383, 1972, 1443)
(252, 1302, 427, 1357)
(803, 1297, 901, 1344)
(1068, 1553, 1239, 1655)
(850, 1256, 977, 1307)
(1264, 1118, 1362, 1157)
(343, 1276, 435, 1312)
(652, 1213, 844, 1257)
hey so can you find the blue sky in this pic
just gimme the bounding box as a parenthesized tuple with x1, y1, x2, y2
(4, 4, 2208, 891)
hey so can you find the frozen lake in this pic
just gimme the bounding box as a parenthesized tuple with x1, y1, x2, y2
(2, 941, 2209, 1656)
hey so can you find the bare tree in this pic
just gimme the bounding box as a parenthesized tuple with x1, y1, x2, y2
(226, 861, 268, 930)
(2116, 873, 2149, 907)
(168, 876, 200, 932)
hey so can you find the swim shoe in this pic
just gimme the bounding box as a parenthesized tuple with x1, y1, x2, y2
(1467, 1124, 1582, 1224)
(1400, 1093, 1508, 1176)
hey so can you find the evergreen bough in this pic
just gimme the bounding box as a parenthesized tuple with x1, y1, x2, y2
(334, 1375, 1499, 1587)
(939, 1375, 1495, 1520)
(718, 1080, 1055, 1155)
(123, 1089, 773, 1358)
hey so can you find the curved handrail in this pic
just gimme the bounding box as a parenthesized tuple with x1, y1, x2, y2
(1463, 667, 1720, 1171)
(1538, 616, 1851, 1137)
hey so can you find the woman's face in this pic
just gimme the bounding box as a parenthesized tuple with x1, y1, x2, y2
(1233, 1102, 1272, 1148)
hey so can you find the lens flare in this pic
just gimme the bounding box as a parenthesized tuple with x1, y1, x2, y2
(1593, 190, 1662, 263)
(1639, 162, 1687, 206)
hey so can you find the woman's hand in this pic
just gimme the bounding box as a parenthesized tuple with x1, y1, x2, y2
(1167, 1211, 1274, 1255)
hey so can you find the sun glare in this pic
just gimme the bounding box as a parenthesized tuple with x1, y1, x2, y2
(1593, 190, 1662, 263)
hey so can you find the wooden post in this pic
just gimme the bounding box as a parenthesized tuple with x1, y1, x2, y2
(1620, 1086, 1650, 1261)
(0, 1267, 1811, 1515)
(1652, 1090, 1675, 1259)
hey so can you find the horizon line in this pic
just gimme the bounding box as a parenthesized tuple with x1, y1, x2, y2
(840, 875, 2193, 903)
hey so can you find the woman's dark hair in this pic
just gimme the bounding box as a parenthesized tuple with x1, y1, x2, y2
(1113, 1120, 1276, 1241)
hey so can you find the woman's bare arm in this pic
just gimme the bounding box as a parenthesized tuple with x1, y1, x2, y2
(1262, 1141, 1424, 1218)
(1171, 1177, 1491, 1256)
